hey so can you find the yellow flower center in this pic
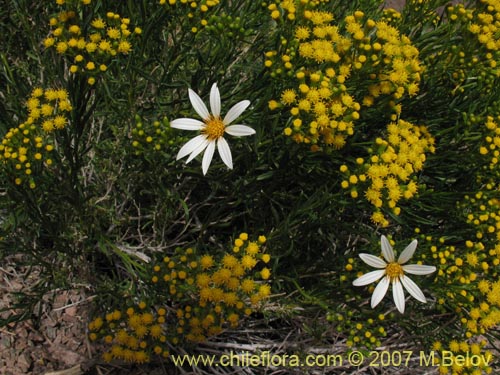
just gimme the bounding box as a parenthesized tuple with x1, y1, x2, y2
(203, 116, 225, 140)
(386, 262, 404, 279)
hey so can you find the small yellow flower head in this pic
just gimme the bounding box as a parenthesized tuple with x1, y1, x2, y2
(241, 278, 255, 294)
(147, 324, 161, 338)
(118, 41, 132, 54)
(26, 98, 40, 111)
(246, 242, 259, 255)
(99, 40, 112, 52)
(200, 255, 214, 269)
(56, 42, 68, 54)
(222, 254, 238, 268)
(107, 27, 121, 39)
(449, 340, 460, 352)
(44, 38, 55, 48)
(134, 325, 148, 338)
(85, 42, 97, 53)
(281, 89, 297, 105)
(68, 25, 80, 34)
(261, 267, 271, 280)
(51, 115, 66, 130)
(141, 312, 154, 325)
(241, 255, 257, 269)
(268, 100, 279, 110)
(134, 351, 149, 364)
(258, 284, 271, 297)
(295, 26, 310, 40)
(42, 120, 55, 132)
(41, 104, 54, 117)
(128, 314, 142, 329)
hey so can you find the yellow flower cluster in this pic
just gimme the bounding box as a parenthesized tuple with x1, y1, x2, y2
(443, 1, 500, 95)
(451, 0, 500, 52)
(268, 0, 332, 21)
(384, 0, 440, 27)
(43, 8, 141, 84)
(432, 339, 493, 375)
(88, 303, 168, 363)
(131, 116, 180, 156)
(475, 278, 500, 331)
(381, 7, 402, 24)
(478, 116, 500, 175)
(340, 120, 435, 226)
(327, 311, 387, 350)
(463, 189, 500, 261)
(411, 184, 499, 374)
(0, 88, 71, 188)
(158, 0, 220, 33)
(266, 2, 422, 150)
(152, 234, 270, 343)
(89, 233, 270, 363)
(24, 87, 72, 133)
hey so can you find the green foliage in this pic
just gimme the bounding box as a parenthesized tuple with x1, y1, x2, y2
(1, 0, 500, 374)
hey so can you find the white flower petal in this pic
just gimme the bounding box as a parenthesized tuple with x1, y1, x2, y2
(174, 84, 254, 174)
(185, 137, 210, 163)
(217, 137, 233, 170)
(202, 141, 216, 175)
(188, 88, 210, 120)
(392, 279, 406, 314)
(171, 118, 205, 131)
(352, 269, 386, 286)
(400, 275, 427, 303)
(176, 134, 207, 160)
(381, 235, 395, 263)
(371, 276, 390, 308)
(398, 239, 418, 265)
(225, 124, 256, 137)
(402, 264, 436, 275)
(223, 100, 250, 125)
(210, 83, 221, 118)
(359, 253, 387, 269)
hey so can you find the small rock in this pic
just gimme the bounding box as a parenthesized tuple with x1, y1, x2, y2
(48, 345, 85, 367)
(17, 352, 31, 373)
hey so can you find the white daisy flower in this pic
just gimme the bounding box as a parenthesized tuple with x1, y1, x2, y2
(353, 235, 436, 314)
(170, 83, 255, 175)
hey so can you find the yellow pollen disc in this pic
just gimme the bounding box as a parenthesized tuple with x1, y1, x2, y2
(203, 116, 225, 140)
(386, 262, 404, 279)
